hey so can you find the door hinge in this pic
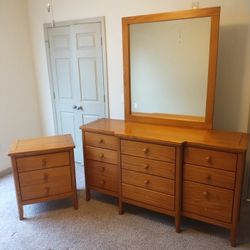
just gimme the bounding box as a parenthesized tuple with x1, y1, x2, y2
(104, 95, 106, 103)
(45, 40, 50, 49)
(53, 91, 56, 99)
(101, 37, 103, 46)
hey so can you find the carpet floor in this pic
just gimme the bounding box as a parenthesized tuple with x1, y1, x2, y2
(0, 165, 250, 250)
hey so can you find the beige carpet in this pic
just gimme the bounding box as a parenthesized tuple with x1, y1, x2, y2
(0, 165, 250, 250)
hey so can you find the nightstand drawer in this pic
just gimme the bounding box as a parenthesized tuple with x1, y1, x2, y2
(122, 184, 174, 211)
(19, 166, 72, 201)
(19, 166, 71, 187)
(87, 160, 118, 192)
(85, 132, 119, 150)
(183, 181, 234, 223)
(121, 140, 175, 163)
(16, 152, 70, 172)
(184, 147, 237, 172)
(184, 164, 235, 190)
(85, 146, 118, 164)
(121, 155, 175, 179)
(122, 169, 174, 195)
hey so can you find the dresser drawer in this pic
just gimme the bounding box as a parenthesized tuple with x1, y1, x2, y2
(85, 146, 118, 164)
(122, 169, 174, 195)
(183, 181, 234, 223)
(122, 184, 174, 211)
(184, 164, 235, 190)
(16, 152, 70, 172)
(184, 147, 237, 172)
(19, 166, 72, 201)
(121, 140, 175, 163)
(85, 132, 118, 150)
(121, 155, 175, 179)
(87, 160, 118, 192)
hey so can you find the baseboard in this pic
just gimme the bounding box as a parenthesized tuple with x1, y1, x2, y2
(0, 167, 12, 177)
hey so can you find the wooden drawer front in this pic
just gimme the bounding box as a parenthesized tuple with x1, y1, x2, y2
(16, 152, 70, 172)
(87, 160, 118, 192)
(19, 166, 72, 201)
(184, 164, 235, 190)
(183, 181, 234, 223)
(85, 146, 118, 164)
(122, 169, 174, 195)
(121, 140, 175, 163)
(85, 132, 118, 150)
(184, 147, 237, 172)
(121, 155, 175, 179)
(122, 184, 174, 211)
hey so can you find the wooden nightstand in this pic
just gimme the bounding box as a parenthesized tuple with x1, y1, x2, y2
(8, 134, 78, 220)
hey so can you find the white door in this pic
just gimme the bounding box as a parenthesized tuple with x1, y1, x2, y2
(48, 22, 106, 163)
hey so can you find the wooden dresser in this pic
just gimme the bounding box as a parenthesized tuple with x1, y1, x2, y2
(81, 118, 249, 246)
(8, 134, 78, 220)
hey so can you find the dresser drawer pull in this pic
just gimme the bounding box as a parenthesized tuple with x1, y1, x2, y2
(203, 191, 208, 197)
(144, 164, 149, 170)
(143, 148, 149, 154)
(42, 159, 47, 167)
(98, 138, 104, 143)
(43, 173, 49, 182)
(206, 175, 211, 181)
(205, 156, 212, 163)
(101, 167, 105, 172)
(45, 187, 50, 195)
(100, 180, 105, 185)
(144, 180, 150, 185)
(99, 153, 104, 159)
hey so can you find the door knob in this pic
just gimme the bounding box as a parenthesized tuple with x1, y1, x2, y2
(72, 105, 77, 109)
(77, 106, 83, 111)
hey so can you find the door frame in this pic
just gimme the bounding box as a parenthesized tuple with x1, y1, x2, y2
(44, 17, 110, 134)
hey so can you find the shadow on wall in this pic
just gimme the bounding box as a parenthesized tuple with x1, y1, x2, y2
(213, 24, 249, 132)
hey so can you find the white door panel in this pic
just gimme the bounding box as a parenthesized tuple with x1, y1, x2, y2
(48, 21, 106, 163)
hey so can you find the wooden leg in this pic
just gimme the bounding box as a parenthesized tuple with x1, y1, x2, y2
(18, 204, 24, 220)
(118, 199, 124, 215)
(73, 193, 78, 210)
(230, 227, 237, 247)
(175, 216, 181, 233)
(85, 188, 90, 201)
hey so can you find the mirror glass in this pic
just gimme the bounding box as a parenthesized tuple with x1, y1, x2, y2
(130, 17, 211, 118)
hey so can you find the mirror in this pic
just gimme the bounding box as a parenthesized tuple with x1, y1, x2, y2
(122, 7, 220, 129)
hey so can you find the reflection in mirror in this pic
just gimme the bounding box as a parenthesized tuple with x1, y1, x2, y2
(130, 17, 211, 118)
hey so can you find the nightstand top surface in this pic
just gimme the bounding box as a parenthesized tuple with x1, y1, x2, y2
(8, 134, 75, 156)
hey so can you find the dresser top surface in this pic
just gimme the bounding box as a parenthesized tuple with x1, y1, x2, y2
(81, 119, 249, 152)
(8, 134, 75, 156)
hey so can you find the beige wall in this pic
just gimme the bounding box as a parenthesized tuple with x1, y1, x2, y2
(0, 0, 42, 172)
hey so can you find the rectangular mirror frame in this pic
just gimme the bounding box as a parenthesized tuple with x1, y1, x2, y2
(122, 7, 220, 129)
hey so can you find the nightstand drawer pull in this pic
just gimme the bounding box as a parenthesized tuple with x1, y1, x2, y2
(43, 173, 49, 182)
(42, 159, 47, 167)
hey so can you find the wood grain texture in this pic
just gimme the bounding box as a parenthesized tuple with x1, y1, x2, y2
(183, 181, 234, 223)
(16, 152, 70, 172)
(122, 169, 174, 195)
(122, 183, 174, 211)
(87, 160, 118, 193)
(184, 164, 235, 190)
(85, 132, 119, 150)
(121, 140, 175, 162)
(9, 135, 78, 219)
(121, 154, 175, 179)
(85, 146, 118, 165)
(9, 134, 75, 156)
(81, 119, 248, 152)
(184, 147, 237, 171)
